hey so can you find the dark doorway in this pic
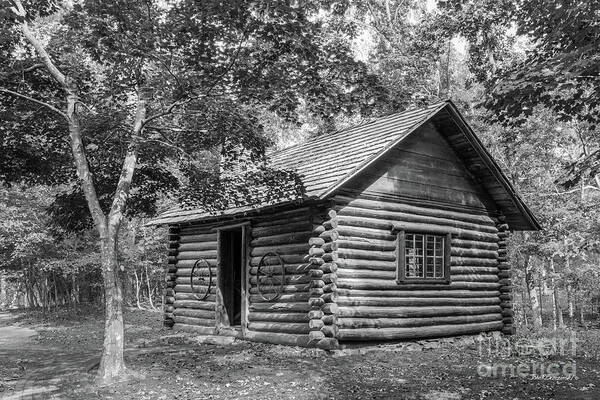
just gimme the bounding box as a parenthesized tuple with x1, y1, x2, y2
(219, 228, 243, 326)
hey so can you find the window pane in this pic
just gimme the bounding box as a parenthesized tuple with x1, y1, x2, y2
(402, 233, 446, 280)
(435, 237, 444, 257)
(435, 256, 443, 278)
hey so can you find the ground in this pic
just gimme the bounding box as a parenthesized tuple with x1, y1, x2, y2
(1, 308, 600, 400)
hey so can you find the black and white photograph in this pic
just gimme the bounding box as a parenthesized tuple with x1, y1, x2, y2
(0, 0, 598, 399)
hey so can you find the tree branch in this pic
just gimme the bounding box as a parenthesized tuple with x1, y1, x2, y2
(108, 92, 148, 230)
(11, 0, 66, 86)
(0, 88, 69, 120)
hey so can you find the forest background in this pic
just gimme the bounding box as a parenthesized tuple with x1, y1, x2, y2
(1, 0, 599, 370)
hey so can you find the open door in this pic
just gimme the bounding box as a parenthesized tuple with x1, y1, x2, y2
(217, 226, 246, 328)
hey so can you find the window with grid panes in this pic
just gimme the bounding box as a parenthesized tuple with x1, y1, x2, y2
(396, 231, 451, 283)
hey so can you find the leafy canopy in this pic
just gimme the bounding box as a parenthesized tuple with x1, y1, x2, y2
(0, 0, 387, 229)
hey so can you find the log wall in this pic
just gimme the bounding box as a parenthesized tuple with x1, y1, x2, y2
(166, 207, 320, 345)
(332, 195, 505, 341)
(171, 223, 219, 335)
(245, 207, 315, 346)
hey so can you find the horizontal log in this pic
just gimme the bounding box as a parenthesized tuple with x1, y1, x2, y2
(250, 231, 313, 247)
(252, 221, 311, 237)
(249, 293, 311, 303)
(178, 233, 217, 244)
(175, 277, 218, 286)
(249, 284, 310, 294)
(176, 259, 217, 269)
(173, 300, 216, 310)
(337, 278, 500, 291)
(451, 257, 498, 267)
(451, 266, 498, 275)
(173, 285, 217, 294)
(337, 313, 502, 329)
(249, 302, 311, 312)
(174, 308, 215, 320)
(175, 267, 217, 277)
(338, 321, 503, 341)
(335, 205, 497, 233)
(336, 259, 396, 271)
(337, 268, 395, 280)
(178, 242, 217, 252)
(250, 254, 308, 266)
(451, 274, 499, 283)
(336, 297, 500, 307)
(248, 264, 311, 275)
(337, 238, 395, 252)
(248, 312, 309, 323)
(249, 274, 311, 286)
(244, 330, 309, 347)
(337, 305, 501, 319)
(451, 238, 498, 251)
(334, 196, 496, 226)
(336, 225, 396, 241)
(174, 292, 216, 302)
(338, 248, 395, 261)
(173, 316, 215, 327)
(335, 289, 500, 298)
(251, 243, 309, 257)
(248, 322, 310, 334)
(451, 248, 498, 259)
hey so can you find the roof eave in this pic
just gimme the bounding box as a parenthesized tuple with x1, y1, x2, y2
(442, 101, 541, 231)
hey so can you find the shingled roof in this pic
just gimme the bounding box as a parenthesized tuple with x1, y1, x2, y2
(149, 100, 540, 230)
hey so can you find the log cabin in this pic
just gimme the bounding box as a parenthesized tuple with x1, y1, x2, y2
(148, 100, 540, 350)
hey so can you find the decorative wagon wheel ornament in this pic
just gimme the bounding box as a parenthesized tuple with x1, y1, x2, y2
(190, 258, 212, 301)
(257, 252, 285, 302)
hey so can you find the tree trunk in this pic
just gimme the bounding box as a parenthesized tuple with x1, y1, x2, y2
(96, 236, 126, 382)
(133, 269, 142, 310)
(549, 257, 564, 329)
(578, 291, 586, 327)
(524, 255, 542, 328)
(567, 286, 574, 327)
(0, 270, 6, 310)
(144, 265, 156, 311)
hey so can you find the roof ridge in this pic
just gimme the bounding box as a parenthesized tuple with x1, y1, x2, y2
(269, 101, 449, 159)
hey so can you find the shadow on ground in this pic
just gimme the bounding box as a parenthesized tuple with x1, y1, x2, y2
(1, 309, 600, 399)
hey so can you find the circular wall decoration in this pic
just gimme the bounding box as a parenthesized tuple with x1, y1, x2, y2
(257, 252, 285, 302)
(190, 258, 213, 301)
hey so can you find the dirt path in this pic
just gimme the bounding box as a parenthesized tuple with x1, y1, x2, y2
(0, 311, 99, 400)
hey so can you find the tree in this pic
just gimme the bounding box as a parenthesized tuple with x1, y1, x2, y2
(0, 0, 385, 382)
